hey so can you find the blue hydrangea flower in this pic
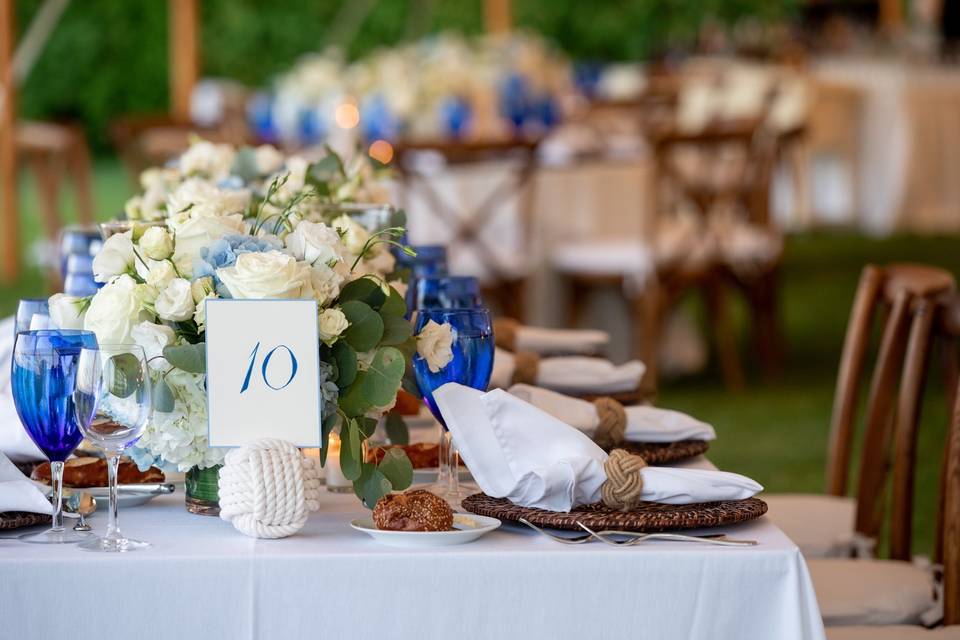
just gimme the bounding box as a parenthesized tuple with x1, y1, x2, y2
(192, 234, 283, 297)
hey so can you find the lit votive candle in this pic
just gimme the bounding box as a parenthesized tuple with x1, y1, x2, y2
(325, 433, 352, 493)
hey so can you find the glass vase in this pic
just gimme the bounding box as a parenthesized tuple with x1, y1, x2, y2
(185, 464, 222, 516)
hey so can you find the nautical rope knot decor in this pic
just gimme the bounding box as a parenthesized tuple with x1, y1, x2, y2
(511, 351, 541, 385)
(601, 449, 647, 511)
(592, 397, 627, 449)
(493, 317, 519, 351)
(218, 439, 322, 539)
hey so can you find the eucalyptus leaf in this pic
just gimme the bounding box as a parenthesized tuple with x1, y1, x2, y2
(339, 277, 387, 309)
(341, 301, 384, 352)
(108, 353, 142, 399)
(379, 284, 407, 318)
(360, 468, 392, 509)
(337, 373, 372, 418)
(390, 208, 407, 230)
(331, 341, 357, 389)
(162, 343, 206, 374)
(378, 448, 413, 490)
(356, 416, 378, 439)
(380, 315, 413, 346)
(339, 419, 362, 481)
(153, 377, 176, 413)
(384, 413, 410, 445)
(361, 347, 405, 407)
(231, 147, 260, 183)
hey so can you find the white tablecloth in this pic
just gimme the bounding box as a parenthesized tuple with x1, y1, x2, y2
(0, 455, 825, 640)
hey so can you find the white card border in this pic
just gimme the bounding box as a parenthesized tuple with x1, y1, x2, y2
(205, 297, 323, 448)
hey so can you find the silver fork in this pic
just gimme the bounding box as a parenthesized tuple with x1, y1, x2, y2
(519, 518, 593, 544)
(577, 522, 758, 547)
(519, 518, 741, 546)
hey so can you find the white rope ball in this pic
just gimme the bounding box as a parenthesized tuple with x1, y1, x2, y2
(218, 438, 322, 539)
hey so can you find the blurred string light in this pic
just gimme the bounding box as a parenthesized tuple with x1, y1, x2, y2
(334, 101, 360, 129)
(368, 139, 394, 164)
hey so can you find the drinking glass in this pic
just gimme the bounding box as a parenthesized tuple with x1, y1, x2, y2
(411, 276, 482, 311)
(15, 298, 50, 337)
(413, 308, 494, 508)
(11, 330, 98, 543)
(401, 245, 449, 316)
(74, 344, 152, 552)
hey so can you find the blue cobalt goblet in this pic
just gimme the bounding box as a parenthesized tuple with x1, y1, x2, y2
(401, 245, 450, 316)
(12, 330, 99, 543)
(413, 308, 494, 507)
(411, 276, 483, 312)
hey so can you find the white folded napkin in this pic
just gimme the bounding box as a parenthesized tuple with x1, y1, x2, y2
(0, 452, 50, 514)
(508, 384, 716, 443)
(512, 326, 609, 356)
(434, 383, 761, 512)
(490, 348, 646, 395)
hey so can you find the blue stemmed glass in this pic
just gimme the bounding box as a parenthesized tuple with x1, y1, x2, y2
(15, 298, 50, 337)
(11, 330, 98, 543)
(402, 245, 449, 316)
(412, 276, 482, 312)
(413, 308, 494, 507)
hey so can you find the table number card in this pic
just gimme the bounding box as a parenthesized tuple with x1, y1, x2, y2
(205, 299, 322, 448)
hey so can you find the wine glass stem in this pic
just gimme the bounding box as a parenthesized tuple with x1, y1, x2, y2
(50, 461, 64, 532)
(106, 452, 121, 541)
(446, 432, 460, 502)
(436, 423, 449, 485)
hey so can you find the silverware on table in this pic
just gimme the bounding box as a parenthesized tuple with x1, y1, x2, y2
(576, 522, 758, 547)
(519, 518, 593, 544)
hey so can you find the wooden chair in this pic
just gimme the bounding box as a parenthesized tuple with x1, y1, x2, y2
(394, 138, 540, 321)
(814, 361, 960, 633)
(16, 120, 95, 286)
(764, 264, 955, 559)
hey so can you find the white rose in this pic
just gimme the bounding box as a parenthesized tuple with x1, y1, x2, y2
(285, 221, 342, 265)
(217, 251, 311, 299)
(145, 260, 177, 289)
(168, 212, 247, 266)
(139, 167, 180, 191)
(331, 214, 370, 256)
(140, 226, 174, 260)
(48, 293, 85, 329)
(191, 277, 215, 303)
(131, 321, 176, 371)
(179, 140, 235, 179)
(254, 145, 285, 175)
(193, 293, 217, 332)
(274, 155, 309, 200)
(84, 275, 145, 344)
(167, 179, 250, 220)
(310, 263, 344, 306)
(416, 320, 454, 373)
(155, 278, 196, 322)
(92, 232, 135, 283)
(318, 308, 350, 343)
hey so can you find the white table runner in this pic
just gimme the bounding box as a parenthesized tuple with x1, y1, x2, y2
(0, 454, 824, 640)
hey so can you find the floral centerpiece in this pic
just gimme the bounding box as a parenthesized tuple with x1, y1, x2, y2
(49, 139, 416, 510)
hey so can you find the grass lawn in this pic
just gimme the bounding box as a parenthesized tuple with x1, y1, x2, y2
(2, 160, 958, 556)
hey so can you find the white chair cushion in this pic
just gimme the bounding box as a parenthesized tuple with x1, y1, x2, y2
(763, 493, 857, 558)
(828, 626, 960, 640)
(551, 239, 655, 278)
(810, 559, 937, 627)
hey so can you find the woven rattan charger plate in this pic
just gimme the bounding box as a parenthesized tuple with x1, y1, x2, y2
(461, 494, 767, 532)
(616, 439, 710, 465)
(0, 511, 49, 530)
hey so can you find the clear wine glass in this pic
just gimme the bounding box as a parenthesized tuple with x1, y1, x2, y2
(15, 298, 51, 337)
(11, 329, 98, 543)
(413, 308, 494, 508)
(73, 343, 153, 552)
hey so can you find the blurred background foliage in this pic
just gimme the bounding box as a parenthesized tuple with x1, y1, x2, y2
(15, 0, 797, 150)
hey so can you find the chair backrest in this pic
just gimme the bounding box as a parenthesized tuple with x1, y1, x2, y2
(393, 138, 540, 287)
(824, 264, 955, 551)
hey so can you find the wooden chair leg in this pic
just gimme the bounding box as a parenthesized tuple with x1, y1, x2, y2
(634, 279, 663, 395)
(703, 278, 744, 392)
(750, 270, 783, 379)
(68, 127, 95, 225)
(565, 277, 586, 329)
(26, 153, 63, 244)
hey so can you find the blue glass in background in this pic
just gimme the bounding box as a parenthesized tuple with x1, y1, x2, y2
(573, 62, 604, 98)
(247, 92, 279, 143)
(361, 94, 399, 143)
(413, 308, 494, 429)
(12, 330, 99, 461)
(412, 276, 483, 311)
(532, 94, 560, 129)
(500, 73, 530, 133)
(15, 298, 50, 336)
(63, 254, 99, 297)
(440, 96, 473, 139)
(299, 107, 326, 146)
(400, 245, 449, 315)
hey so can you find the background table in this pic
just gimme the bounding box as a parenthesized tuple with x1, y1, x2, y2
(0, 455, 825, 640)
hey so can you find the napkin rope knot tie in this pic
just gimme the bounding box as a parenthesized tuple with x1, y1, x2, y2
(218, 439, 322, 539)
(511, 351, 540, 386)
(601, 449, 647, 511)
(593, 397, 627, 449)
(493, 317, 520, 352)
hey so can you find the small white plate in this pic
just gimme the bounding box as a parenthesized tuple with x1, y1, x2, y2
(350, 513, 501, 547)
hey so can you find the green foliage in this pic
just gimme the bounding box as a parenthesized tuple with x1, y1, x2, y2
(361, 347, 406, 407)
(152, 376, 175, 413)
(340, 300, 384, 351)
(162, 343, 206, 374)
(15, 0, 796, 150)
(331, 340, 358, 389)
(108, 353, 142, 399)
(378, 447, 413, 489)
(384, 413, 410, 445)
